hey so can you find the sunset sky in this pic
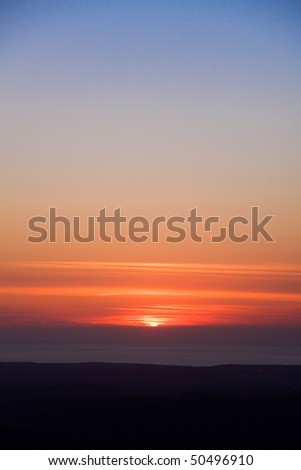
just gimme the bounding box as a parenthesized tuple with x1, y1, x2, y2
(1, 1, 301, 335)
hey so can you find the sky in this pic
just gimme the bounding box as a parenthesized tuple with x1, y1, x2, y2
(1, 1, 301, 342)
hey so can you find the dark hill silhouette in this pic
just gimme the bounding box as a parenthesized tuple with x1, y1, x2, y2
(0, 363, 300, 449)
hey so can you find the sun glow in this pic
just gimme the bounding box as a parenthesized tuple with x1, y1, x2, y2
(144, 321, 160, 327)
(139, 317, 164, 327)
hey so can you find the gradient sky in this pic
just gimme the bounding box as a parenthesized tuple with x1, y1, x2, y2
(1, 1, 301, 329)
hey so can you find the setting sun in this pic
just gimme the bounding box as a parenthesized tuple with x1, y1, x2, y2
(145, 321, 159, 328)
(140, 317, 163, 328)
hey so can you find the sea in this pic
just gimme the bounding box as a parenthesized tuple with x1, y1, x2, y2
(0, 342, 300, 366)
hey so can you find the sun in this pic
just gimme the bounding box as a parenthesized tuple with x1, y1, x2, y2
(134, 313, 166, 328)
(140, 318, 162, 327)
(145, 321, 159, 328)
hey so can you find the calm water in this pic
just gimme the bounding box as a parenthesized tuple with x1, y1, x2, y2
(0, 342, 300, 365)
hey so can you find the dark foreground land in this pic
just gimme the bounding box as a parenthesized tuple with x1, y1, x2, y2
(0, 362, 301, 449)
